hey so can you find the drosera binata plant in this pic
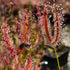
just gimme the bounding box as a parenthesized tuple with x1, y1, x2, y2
(1, 7, 42, 70)
(36, 2, 64, 70)
(0, 1, 64, 70)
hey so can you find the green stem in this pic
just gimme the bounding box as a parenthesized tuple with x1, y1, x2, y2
(54, 47, 60, 70)
(5, 57, 14, 70)
(22, 49, 31, 66)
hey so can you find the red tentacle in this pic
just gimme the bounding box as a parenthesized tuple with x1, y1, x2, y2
(43, 5, 60, 46)
(43, 7, 52, 42)
(51, 4, 60, 45)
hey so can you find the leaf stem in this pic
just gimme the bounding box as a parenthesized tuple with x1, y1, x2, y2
(54, 47, 60, 70)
